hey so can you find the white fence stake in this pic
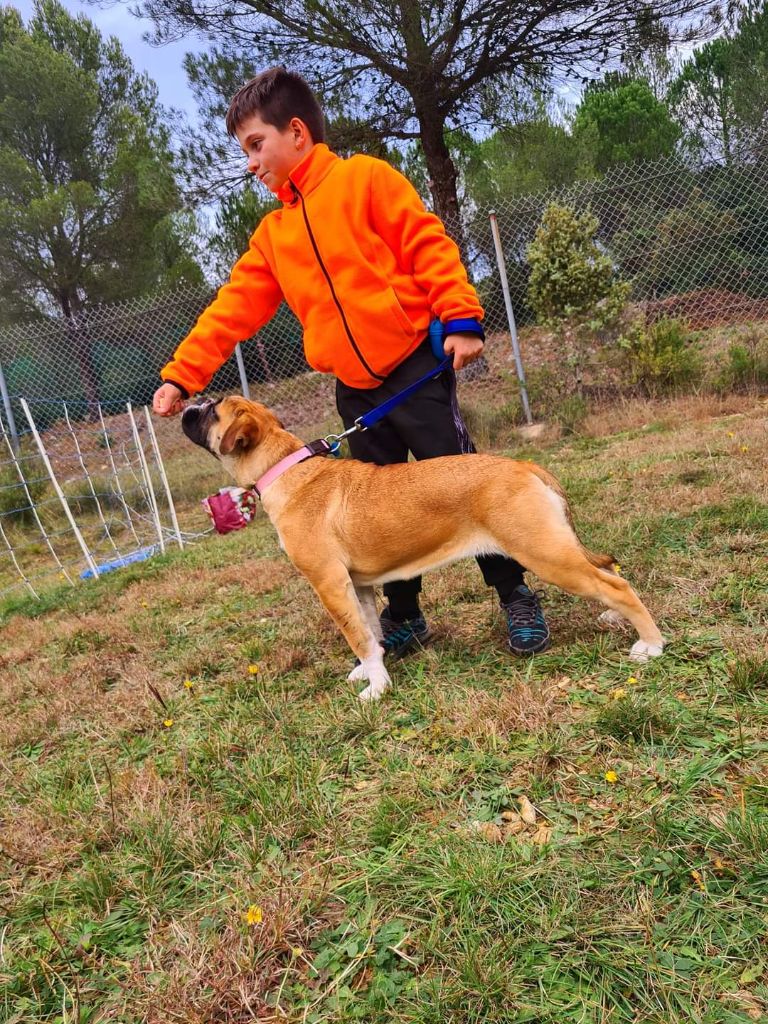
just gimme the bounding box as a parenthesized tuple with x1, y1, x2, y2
(0, 415, 75, 585)
(19, 398, 100, 578)
(126, 403, 165, 554)
(98, 403, 142, 548)
(489, 211, 533, 425)
(62, 401, 120, 554)
(143, 406, 183, 550)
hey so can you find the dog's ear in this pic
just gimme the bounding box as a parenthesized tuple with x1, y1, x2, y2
(219, 411, 262, 457)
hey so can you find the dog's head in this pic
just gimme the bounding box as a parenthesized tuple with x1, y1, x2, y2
(181, 396, 281, 463)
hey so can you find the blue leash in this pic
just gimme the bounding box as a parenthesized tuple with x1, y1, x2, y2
(324, 323, 452, 453)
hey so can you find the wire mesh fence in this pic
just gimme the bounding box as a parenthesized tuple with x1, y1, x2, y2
(474, 147, 768, 334)
(0, 399, 207, 602)
(1, 148, 767, 602)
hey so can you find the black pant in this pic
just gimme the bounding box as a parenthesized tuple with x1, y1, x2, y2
(335, 339, 525, 614)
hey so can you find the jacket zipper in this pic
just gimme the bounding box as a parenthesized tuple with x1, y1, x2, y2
(291, 181, 385, 383)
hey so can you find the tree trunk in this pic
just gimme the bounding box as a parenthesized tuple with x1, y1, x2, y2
(418, 110, 488, 379)
(61, 291, 100, 421)
(418, 112, 465, 250)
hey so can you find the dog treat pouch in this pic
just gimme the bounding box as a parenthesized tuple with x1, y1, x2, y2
(202, 487, 258, 534)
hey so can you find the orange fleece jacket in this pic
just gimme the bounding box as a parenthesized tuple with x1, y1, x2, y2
(161, 144, 484, 394)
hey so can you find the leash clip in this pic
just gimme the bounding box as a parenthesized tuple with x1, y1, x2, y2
(323, 421, 365, 455)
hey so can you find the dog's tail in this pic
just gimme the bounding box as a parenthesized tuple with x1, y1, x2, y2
(584, 549, 618, 571)
(528, 464, 618, 571)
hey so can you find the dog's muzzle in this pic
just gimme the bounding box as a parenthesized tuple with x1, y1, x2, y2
(181, 398, 217, 452)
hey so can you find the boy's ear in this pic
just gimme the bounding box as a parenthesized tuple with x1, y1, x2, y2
(220, 412, 262, 456)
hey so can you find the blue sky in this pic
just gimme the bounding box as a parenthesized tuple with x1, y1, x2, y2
(12, 0, 202, 116)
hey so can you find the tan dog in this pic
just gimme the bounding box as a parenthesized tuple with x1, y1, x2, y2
(182, 397, 665, 700)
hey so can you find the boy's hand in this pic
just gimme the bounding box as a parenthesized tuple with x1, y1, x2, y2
(443, 332, 484, 371)
(153, 382, 187, 417)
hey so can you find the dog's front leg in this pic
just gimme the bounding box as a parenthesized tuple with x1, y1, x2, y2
(298, 560, 390, 701)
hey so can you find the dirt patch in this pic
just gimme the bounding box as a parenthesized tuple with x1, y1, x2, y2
(643, 288, 768, 329)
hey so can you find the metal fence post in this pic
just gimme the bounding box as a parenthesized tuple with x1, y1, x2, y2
(235, 343, 251, 399)
(489, 211, 533, 426)
(0, 359, 19, 454)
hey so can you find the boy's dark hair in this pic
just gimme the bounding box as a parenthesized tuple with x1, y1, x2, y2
(226, 67, 325, 143)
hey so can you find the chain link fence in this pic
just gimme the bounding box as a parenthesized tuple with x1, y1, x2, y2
(472, 147, 768, 334)
(2, 148, 768, 602)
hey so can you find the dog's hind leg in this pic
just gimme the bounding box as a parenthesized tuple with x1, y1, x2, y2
(296, 559, 391, 700)
(356, 585, 383, 642)
(507, 541, 664, 663)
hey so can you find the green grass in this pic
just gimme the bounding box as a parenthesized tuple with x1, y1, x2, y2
(1, 396, 767, 1022)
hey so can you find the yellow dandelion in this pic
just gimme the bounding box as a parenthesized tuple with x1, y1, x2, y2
(740, 445, 749, 453)
(141, 601, 148, 608)
(627, 675, 638, 685)
(245, 904, 263, 926)
(727, 431, 735, 438)
(291, 946, 304, 958)
(163, 718, 174, 728)
(248, 664, 259, 675)
(604, 770, 619, 784)
(611, 688, 626, 701)
(690, 869, 705, 891)
(184, 678, 194, 689)
(614, 564, 622, 575)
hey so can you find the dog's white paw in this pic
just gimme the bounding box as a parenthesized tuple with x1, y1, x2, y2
(348, 651, 390, 701)
(598, 609, 629, 632)
(629, 639, 665, 663)
(358, 678, 390, 702)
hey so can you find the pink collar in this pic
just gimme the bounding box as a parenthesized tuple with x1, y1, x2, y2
(253, 440, 331, 497)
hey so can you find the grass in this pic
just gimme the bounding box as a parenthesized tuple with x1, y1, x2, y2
(1, 391, 768, 1022)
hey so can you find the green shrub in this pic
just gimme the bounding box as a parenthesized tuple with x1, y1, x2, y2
(716, 329, 768, 392)
(527, 205, 630, 328)
(618, 317, 703, 394)
(527, 204, 630, 393)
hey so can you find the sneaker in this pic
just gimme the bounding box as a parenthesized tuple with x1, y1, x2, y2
(502, 585, 551, 655)
(379, 605, 433, 658)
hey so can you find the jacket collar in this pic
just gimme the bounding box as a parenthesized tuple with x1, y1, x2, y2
(276, 143, 339, 204)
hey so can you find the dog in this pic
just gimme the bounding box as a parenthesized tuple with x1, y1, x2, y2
(182, 397, 665, 700)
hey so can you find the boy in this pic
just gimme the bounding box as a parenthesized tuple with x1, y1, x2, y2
(153, 67, 550, 657)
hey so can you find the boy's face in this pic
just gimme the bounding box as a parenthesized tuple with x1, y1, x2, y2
(236, 113, 313, 192)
